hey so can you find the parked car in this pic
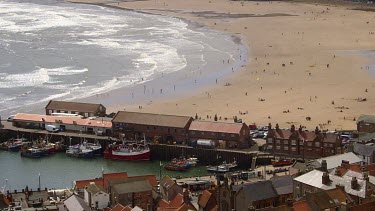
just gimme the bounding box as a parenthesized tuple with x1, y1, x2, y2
(46, 125, 59, 133)
(7, 115, 15, 122)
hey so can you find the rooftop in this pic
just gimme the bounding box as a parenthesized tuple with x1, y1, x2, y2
(46, 100, 103, 113)
(112, 111, 192, 128)
(112, 178, 152, 194)
(189, 120, 245, 134)
(14, 113, 112, 128)
(63, 194, 91, 211)
(294, 169, 368, 198)
(235, 180, 278, 201)
(357, 114, 375, 124)
(315, 152, 362, 170)
(270, 175, 293, 195)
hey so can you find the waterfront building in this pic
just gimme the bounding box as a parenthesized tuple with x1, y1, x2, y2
(112, 111, 193, 144)
(45, 100, 106, 117)
(12, 113, 112, 135)
(160, 176, 183, 202)
(84, 182, 109, 209)
(110, 178, 153, 210)
(357, 114, 375, 133)
(188, 120, 250, 148)
(266, 124, 342, 159)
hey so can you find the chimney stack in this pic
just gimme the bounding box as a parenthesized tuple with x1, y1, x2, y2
(334, 168, 341, 176)
(291, 125, 295, 132)
(351, 177, 358, 190)
(321, 160, 328, 172)
(276, 123, 280, 130)
(286, 198, 294, 208)
(183, 189, 190, 203)
(363, 173, 369, 182)
(299, 125, 302, 132)
(268, 123, 272, 131)
(341, 160, 350, 169)
(322, 172, 330, 185)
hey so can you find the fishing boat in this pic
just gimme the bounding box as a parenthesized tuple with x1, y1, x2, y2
(207, 161, 238, 173)
(164, 162, 188, 171)
(21, 148, 42, 158)
(0, 138, 27, 151)
(272, 159, 294, 167)
(82, 141, 102, 155)
(65, 144, 94, 158)
(186, 157, 199, 166)
(104, 139, 150, 161)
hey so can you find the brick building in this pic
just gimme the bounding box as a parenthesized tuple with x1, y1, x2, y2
(266, 124, 342, 159)
(234, 180, 278, 209)
(188, 121, 250, 148)
(110, 178, 153, 210)
(112, 111, 193, 144)
(45, 100, 106, 117)
(357, 115, 375, 133)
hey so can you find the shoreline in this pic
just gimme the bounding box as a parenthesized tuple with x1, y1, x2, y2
(65, 0, 250, 113)
(64, 0, 375, 130)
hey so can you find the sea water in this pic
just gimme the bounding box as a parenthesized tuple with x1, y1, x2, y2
(0, 0, 245, 117)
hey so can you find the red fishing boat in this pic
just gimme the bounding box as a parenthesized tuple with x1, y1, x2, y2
(104, 140, 150, 161)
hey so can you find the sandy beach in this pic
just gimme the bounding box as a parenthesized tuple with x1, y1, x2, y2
(69, 0, 375, 131)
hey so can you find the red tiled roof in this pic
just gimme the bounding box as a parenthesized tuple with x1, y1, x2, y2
(123, 206, 132, 211)
(293, 200, 312, 211)
(14, 113, 112, 128)
(198, 190, 212, 208)
(158, 199, 170, 208)
(169, 194, 184, 208)
(75, 179, 103, 189)
(189, 121, 245, 134)
(111, 204, 126, 211)
(103, 172, 129, 189)
(349, 200, 375, 211)
(325, 188, 352, 204)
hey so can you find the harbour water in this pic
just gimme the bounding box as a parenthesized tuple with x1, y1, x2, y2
(0, 151, 209, 191)
(0, 0, 246, 117)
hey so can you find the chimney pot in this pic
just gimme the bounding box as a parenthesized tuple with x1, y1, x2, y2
(351, 177, 358, 189)
(322, 172, 330, 185)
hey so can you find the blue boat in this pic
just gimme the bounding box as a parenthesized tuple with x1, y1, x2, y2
(66, 144, 94, 158)
(21, 148, 42, 158)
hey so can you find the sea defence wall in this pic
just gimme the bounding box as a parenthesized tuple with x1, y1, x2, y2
(0, 126, 271, 168)
(150, 144, 255, 168)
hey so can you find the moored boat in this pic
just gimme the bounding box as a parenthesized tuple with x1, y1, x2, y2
(21, 148, 42, 158)
(164, 162, 187, 171)
(207, 161, 238, 173)
(104, 140, 150, 161)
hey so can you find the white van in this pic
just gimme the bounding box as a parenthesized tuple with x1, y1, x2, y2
(46, 125, 59, 133)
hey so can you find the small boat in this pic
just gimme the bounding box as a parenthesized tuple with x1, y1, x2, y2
(164, 162, 188, 171)
(82, 141, 102, 155)
(272, 159, 294, 167)
(207, 161, 238, 173)
(186, 157, 199, 166)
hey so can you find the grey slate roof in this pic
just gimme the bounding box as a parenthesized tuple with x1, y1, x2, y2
(270, 175, 293, 195)
(353, 142, 375, 156)
(356, 132, 375, 142)
(112, 178, 152, 194)
(86, 183, 104, 195)
(237, 180, 278, 201)
(357, 114, 375, 124)
(63, 194, 92, 211)
(315, 152, 362, 170)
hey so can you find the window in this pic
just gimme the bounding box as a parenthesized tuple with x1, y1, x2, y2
(212, 132, 215, 136)
(267, 139, 273, 144)
(291, 140, 296, 145)
(299, 141, 304, 146)
(276, 146, 281, 150)
(231, 134, 235, 137)
(315, 142, 320, 147)
(330, 144, 333, 147)
(307, 142, 312, 146)
(191, 131, 195, 135)
(284, 146, 289, 151)
(276, 140, 280, 144)
(174, 129, 177, 133)
(324, 143, 328, 147)
(291, 147, 297, 152)
(268, 145, 273, 149)
(284, 140, 289, 144)
(128, 193, 132, 197)
(221, 133, 225, 137)
(201, 132, 205, 135)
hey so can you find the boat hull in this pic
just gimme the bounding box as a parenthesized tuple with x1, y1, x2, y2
(104, 151, 150, 161)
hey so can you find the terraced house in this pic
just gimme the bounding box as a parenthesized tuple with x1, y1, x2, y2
(266, 124, 342, 159)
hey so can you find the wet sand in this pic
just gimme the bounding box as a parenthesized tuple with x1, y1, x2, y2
(69, 0, 375, 130)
